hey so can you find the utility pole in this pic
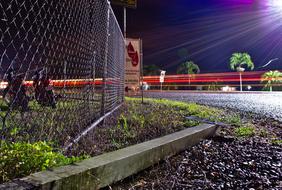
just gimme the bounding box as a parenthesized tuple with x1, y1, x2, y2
(239, 72, 243, 92)
(124, 7, 126, 38)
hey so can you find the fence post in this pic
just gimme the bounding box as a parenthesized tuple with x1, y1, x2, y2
(121, 36, 126, 103)
(92, 51, 96, 101)
(101, 1, 111, 118)
(140, 39, 144, 104)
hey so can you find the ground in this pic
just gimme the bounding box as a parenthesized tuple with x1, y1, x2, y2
(112, 132, 282, 189)
(1, 97, 238, 183)
(109, 93, 282, 190)
(1, 96, 282, 188)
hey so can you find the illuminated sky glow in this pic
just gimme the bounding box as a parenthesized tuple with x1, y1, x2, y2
(115, 0, 282, 73)
(269, 0, 282, 10)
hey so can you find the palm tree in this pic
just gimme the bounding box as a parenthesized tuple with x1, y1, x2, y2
(261, 70, 282, 92)
(143, 64, 160, 76)
(177, 61, 200, 75)
(177, 61, 200, 86)
(230, 53, 254, 92)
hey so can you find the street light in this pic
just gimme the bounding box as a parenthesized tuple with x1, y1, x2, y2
(237, 66, 245, 92)
(160, 70, 166, 91)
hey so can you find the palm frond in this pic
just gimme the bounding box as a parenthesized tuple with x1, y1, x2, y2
(230, 52, 254, 71)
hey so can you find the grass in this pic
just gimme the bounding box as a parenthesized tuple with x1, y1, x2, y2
(0, 98, 100, 145)
(0, 97, 262, 183)
(87, 98, 247, 155)
(127, 97, 243, 126)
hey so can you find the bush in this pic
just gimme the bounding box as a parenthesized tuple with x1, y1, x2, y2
(0, 141, 85, 183)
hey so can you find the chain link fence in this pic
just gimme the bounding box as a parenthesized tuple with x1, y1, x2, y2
(0, 0, 125, 150)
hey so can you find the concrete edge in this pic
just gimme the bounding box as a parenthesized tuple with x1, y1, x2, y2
(1, 124, 218, 190)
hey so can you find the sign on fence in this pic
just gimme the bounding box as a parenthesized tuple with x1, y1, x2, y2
(111, 0, 137, 8)
(125, 38, 141, 92)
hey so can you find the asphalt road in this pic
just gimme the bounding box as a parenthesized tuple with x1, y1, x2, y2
(144, 91, 282, 122)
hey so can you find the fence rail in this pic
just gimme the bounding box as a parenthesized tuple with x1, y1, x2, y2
(0, 0, 125, 149)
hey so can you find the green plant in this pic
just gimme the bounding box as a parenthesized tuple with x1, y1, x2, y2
(230, 52, 254, 71)
(127, 98, 244, 128)
(183, 120, 199, 128)
(177, 61, 200, 75)
(224, 114, 242, 127)
(0, 141, 86, 183)
(234, 126, 255, 137)
(111, 139, 122, 149)
(259, 129, 268, 137)
(131, 114, 146, 129)
(230, 52, 254, 91)
(117, 114, 131, 137)
(271, 139, 282, 145)
(261, 70, 282, 92)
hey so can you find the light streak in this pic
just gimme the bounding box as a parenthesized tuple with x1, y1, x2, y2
(259, 58, 279, 68)
(143, 70, 282, 85)
(0, 71, 281, 90)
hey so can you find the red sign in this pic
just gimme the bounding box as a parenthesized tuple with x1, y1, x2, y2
(125, 38, 141, 91)
(127, 42, 139, 67)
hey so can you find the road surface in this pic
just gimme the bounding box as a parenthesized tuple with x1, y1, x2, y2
(144, 91, 282, 122)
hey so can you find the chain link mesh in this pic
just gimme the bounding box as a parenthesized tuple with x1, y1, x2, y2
(0, 0, 125, 149)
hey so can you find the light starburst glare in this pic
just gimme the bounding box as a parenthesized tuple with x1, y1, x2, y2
(269, 0, 282, 10)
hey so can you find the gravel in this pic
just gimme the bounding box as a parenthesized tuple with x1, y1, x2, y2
(144, 92, 282, 122)
(112, 137, 282, 190)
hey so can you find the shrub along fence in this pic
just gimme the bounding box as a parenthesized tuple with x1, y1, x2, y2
(0, 0, 125, 151)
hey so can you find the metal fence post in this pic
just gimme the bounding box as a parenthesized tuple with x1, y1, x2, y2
(101, 1, 111, 118)
(92, 51, 96, 101)
(140, 39, 144, 103)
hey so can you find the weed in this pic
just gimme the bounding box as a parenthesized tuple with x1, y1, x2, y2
(111, 139, 122, 149)
(235, 126, 255, 137)
(131, 113, 146, 129)
(259, 129, 268, 137)
(222, 114, 242, 127)
(118, 114, 128, 132)
(183, 120, 199, 128)
(271, 139, 282, 145)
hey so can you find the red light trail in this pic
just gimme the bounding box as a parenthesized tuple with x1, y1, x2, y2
(0, 71, 281, 90)
(143, 70, 282, 85)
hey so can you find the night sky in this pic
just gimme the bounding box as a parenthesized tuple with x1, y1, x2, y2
(113, 0, 282, 74)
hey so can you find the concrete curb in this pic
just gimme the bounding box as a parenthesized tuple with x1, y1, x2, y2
(1, 124, 217, 190)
